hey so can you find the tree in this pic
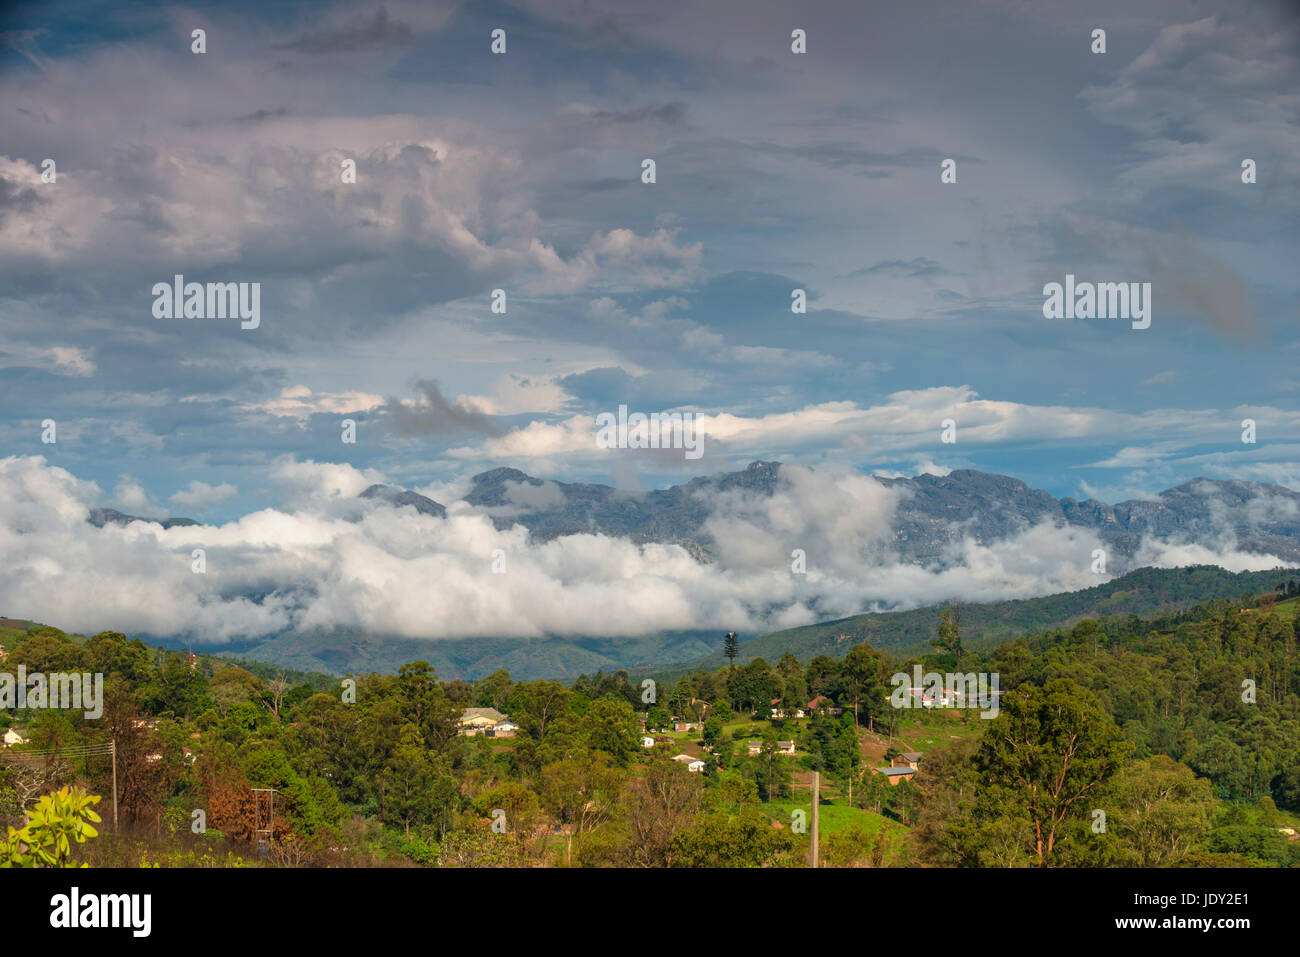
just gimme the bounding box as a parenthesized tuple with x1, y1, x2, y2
(669, 808, 794, 867)
(578, 698, 638, 764)
(374, 724, 441, 840)
(623, 759, 706, 866)
(475, 669, 514, 711)
(723, 632, 739, 673)
(934, 605, 963, 667)
(539, 753, 623, 866)
(975, 679, 1131, 867)
(509, 681, 571, 742)
(142, 653, 205, 719)
(646, 704, 671, 731)
(101, 685, 172, 828)
(702, 716, 723, 748)
(261, 671, 290, 722)
(829, 716, 861, 791)
(209, 666, 262, 719)
(1106, 756, 1214, 867)
(395, 662, 461, 753)
(909, 737, 981, 864)
(752, 732, 792, 801)
(841, 642, 885, 730)
(197, 742, 259, 844)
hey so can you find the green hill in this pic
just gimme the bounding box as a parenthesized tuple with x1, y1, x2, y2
(656, 565, 1298, 677)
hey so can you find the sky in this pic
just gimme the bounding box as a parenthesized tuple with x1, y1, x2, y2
(1, 0, 1297, 646)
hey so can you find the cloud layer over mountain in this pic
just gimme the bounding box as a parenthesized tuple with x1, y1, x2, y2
(3, 455, 1291, 646)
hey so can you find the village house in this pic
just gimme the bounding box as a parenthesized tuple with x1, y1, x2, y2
(871, 765, 916, 786)
(769, 698, 805, 719)
(458, 707, 507, 736)
(806, 695, 842, 716)
(489, 722, 518, 739)
(641, 735, 656, 749)
(776, 740, 796, 755)
(892, 751, 922, 771)
(673, 721, 702, 733)
(747, 740, 762, 755)
(672, 753, 705, 773)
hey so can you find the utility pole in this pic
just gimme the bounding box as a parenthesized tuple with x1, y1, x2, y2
(111, 737, 118, 831)
(810, 771, 820, 868)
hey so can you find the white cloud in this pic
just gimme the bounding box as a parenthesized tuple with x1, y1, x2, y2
(111, 474, 159, 515)
(0, 344, 96, 377)
(452, 386, 1300, 470)
(242, 385, 386, 421)
(169, 480, 238, 513)
(268, 457, 386, 510)
(1, 456, 1291, 649)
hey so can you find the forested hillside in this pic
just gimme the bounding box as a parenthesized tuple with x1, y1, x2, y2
(664, 565, 1299, 675)
(2, 582, 1298, 868)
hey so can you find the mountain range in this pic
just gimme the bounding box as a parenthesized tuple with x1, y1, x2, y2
(371, 462, 1300, 566)
(89, 462, 1300, 567)
(83, 461, 1300, 680)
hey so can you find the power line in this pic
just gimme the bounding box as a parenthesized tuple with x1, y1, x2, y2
(1, 743, 115, 757)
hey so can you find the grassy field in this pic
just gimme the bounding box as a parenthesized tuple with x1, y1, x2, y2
(1271, 596, 1299, 621)
(765, 797, 909, 864)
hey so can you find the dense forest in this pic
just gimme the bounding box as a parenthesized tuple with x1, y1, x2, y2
(2, 581, 1299, 867)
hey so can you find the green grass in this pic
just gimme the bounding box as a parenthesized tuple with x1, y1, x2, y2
(765, 799, 891, 836)
(765, 798, 908, 864)
(888, 712, 987, 751)
(1271, 596, 1299, 621)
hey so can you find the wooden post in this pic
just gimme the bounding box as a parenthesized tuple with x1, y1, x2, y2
(810, 771, 820, 868)
(111, 737, 119, 831)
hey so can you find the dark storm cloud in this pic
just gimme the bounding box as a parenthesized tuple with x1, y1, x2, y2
(386, 380, 504, 437)
(1050, 217, 1256, 338)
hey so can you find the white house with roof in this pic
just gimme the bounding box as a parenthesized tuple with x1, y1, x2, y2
(458, 707, 508, 736)
(672, 753, 705, 772)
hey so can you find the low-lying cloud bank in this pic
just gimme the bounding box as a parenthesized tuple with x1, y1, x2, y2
(0, 455, 1291, 646)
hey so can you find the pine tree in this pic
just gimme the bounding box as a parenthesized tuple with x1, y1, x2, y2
(723, 631, 738, 671)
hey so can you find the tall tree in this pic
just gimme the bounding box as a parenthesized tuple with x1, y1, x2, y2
(934, 605, 963, 668)
(723, 632, 739, 673)
(623, 759, 705, 867)
(975, 678, 1131, 867)
(841, 642, 885, 730)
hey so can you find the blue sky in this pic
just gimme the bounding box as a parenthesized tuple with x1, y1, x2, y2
(2, 0, 1298, 524)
